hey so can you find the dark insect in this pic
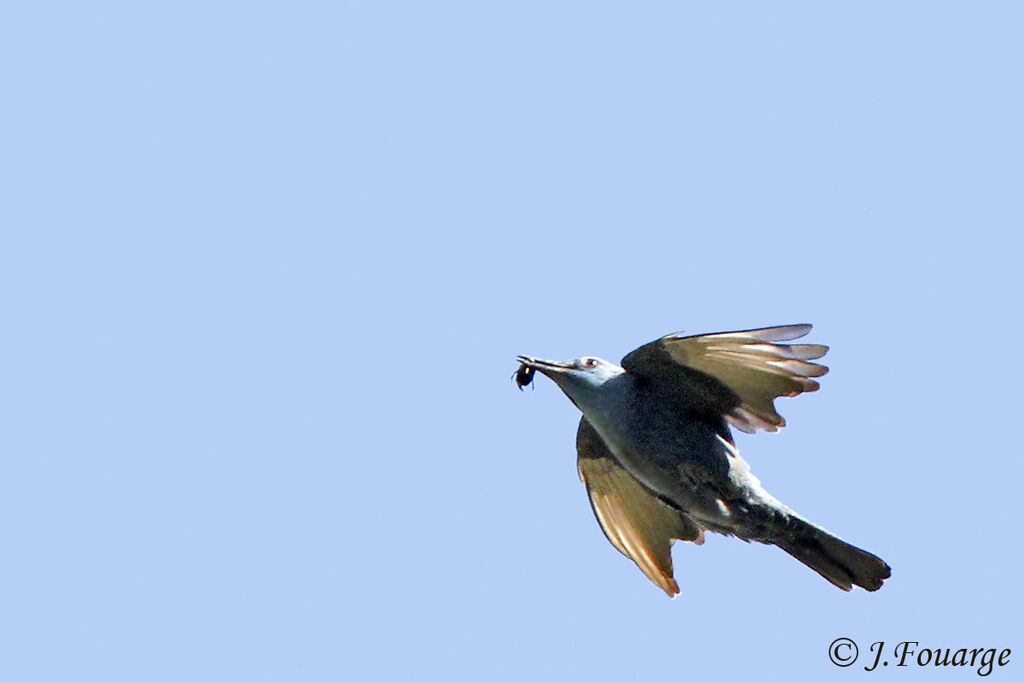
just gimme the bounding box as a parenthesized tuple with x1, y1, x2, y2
(513, 363, 535, 391)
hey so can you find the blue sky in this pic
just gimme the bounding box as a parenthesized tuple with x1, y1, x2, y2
(3, 2, 1022, 681)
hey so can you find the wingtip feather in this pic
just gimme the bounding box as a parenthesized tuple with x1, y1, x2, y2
(747, 324, 813, 342)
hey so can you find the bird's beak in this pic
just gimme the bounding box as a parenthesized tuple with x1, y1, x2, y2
(516, 356, 574, 375)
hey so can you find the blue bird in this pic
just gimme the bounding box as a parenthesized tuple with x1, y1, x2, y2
(516, 324, 890, 597)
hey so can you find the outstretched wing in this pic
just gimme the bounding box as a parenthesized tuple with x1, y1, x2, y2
(576, 418, 704, 597)
(620, 324, 828, 433)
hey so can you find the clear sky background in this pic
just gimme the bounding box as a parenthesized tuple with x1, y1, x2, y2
(3, 2, 1022, 681)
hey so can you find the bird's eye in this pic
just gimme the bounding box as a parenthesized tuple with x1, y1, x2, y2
(584, 358, 598, 367)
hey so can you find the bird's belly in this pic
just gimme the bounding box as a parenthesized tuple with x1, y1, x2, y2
(583, 405, 764, 530)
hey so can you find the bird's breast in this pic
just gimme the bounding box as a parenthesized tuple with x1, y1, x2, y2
(579, 385, 742, 520)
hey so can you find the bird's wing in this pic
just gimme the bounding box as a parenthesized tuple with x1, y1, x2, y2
(576, 417, 704, 597)
(620, 324, 828, 433)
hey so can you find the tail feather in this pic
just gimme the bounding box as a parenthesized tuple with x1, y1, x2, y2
(774, 519, 891, 592)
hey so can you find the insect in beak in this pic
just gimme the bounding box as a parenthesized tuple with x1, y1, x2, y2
(513, 363, 535, 391)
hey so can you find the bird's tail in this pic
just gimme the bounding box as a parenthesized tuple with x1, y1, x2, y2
(773, 517, 891, 592)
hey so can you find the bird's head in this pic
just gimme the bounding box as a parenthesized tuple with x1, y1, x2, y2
(514, 355, 624, 410)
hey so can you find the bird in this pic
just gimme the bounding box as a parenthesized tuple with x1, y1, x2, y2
(515, 324, 890, 597)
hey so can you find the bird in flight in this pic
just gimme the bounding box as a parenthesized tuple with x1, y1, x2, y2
(515, 324, 890, 597)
